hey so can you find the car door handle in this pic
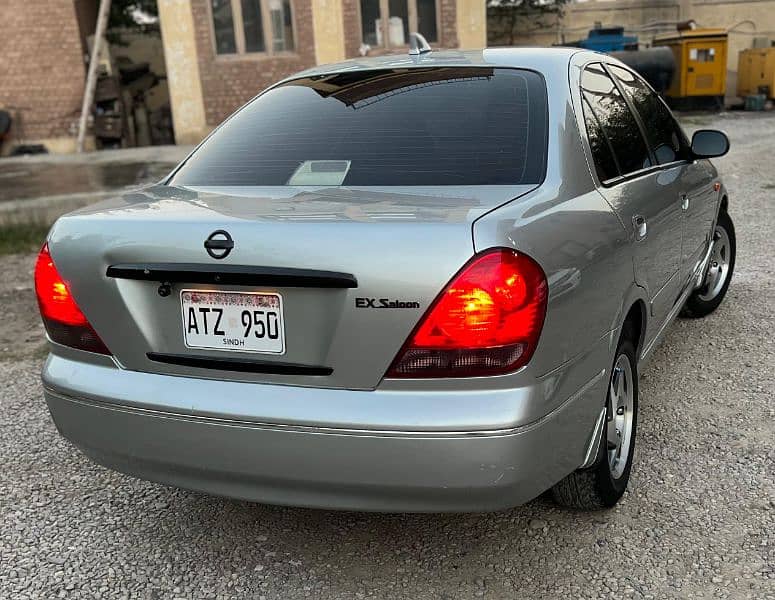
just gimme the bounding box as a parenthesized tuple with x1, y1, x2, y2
(681, 194, 690, 211)
(633, 215, 647, 240)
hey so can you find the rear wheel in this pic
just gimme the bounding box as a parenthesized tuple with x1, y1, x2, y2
(682, 210, 736, 318)
(551, 336, 638, 510)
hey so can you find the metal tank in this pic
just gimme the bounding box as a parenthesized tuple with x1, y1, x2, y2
(610, 47, 677, 95)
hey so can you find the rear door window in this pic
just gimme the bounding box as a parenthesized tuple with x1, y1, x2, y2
(581, 95, 620, 183)
(608, 65, 689, 165)
(580, 64, 652, 181)
(170, 68, 548, 187)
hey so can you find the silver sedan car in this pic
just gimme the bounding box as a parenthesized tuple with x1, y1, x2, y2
(37, 46, 734, 512)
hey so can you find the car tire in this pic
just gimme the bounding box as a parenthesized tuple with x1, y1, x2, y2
(551, 336, 638, 510)
(681, 210, 736, 319)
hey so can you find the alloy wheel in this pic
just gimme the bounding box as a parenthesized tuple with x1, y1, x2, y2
(698, 225, 731, 302)
(607, 353, 635, 479)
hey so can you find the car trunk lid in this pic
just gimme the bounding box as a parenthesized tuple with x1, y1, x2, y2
(47, 183, 535, 389)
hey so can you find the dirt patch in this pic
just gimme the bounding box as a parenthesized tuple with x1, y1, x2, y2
(0, 252, 46, 361)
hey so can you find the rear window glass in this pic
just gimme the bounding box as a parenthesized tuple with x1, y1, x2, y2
(169, 68, 548, 187)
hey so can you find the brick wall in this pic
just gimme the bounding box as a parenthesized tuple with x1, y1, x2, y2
(342, 0, 362, 58)
(438, 0, 458, 48)
(0, 0, 86, 143)
(190, 0, 316, 128)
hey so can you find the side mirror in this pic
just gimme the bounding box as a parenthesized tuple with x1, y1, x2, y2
(691, 129, 730, 159)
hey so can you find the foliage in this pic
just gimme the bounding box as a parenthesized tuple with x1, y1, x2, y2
(486, 0, 570, 11)
(487, 0, 571, 46)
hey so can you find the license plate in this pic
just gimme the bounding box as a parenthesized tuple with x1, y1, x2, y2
(181, 290, 285, 354)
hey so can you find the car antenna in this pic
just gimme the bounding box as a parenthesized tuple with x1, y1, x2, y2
(408, 32, 432, 56)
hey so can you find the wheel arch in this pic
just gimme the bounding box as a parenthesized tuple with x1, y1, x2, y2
(612, 282, 649, 365)
(622, 300, 647, 359)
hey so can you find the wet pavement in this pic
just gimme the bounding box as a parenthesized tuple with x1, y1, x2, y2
(0, 161, 175, 204)
(0, 145, 190, 225)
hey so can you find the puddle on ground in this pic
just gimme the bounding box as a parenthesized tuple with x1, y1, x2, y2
(0, 161, 176, 203)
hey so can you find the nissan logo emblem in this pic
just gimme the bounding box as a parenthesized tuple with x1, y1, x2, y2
(204, 230, 234, 259)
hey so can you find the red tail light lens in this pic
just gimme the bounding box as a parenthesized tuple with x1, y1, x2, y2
(34, 243, 111, 355)
(386, 249, 547, 378)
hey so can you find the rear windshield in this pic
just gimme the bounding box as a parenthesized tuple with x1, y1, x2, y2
(169, 68, 548, 187)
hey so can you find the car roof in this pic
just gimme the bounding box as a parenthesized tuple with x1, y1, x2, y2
(284, 47, 594, 82)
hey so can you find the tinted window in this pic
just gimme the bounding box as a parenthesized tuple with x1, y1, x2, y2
(211, 0, 237, 54)
(269, 0, 294, 52)
(417, 0, 438, 43)
(360, 0, 380, 45)
(241, 0, 266, 53)
(581, 64, 651, 180)
(170, 68, 548, 187)
(609, 65, 689, 165)
(582, 96, 619, 182)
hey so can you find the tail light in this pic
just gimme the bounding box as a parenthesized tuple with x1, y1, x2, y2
(34, 243, 111, 355)
(386, 248, 547, 378)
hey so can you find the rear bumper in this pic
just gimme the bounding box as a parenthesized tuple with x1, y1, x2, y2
(42, 354, 606, 512)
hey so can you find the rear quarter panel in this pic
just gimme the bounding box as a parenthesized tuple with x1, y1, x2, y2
(473, 57, 634, 382)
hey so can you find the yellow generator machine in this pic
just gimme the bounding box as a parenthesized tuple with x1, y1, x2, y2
(653, 28, 728, 109)
(738, 47, 775, 100)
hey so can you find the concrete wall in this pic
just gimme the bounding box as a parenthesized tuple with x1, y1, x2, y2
(311, 0, 346, 64)
(690, 0, 775, 96)
(0, 0, 88, 154)
(457, 0, 488, 49)
(489, 1, 682, 48)
(488, 0, 775, 100)
(158, 0, 209, 145)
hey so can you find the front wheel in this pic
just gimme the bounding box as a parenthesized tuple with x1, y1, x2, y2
(682, 210, 736, 318)
(551, 337, 639, 510)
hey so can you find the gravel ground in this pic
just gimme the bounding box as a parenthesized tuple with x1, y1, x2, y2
(0, 253, 47, 362)
(1, 112, 773, 599)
